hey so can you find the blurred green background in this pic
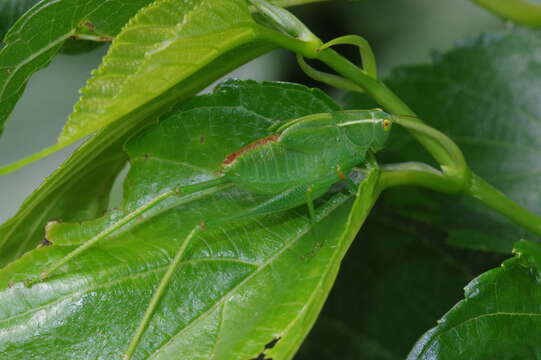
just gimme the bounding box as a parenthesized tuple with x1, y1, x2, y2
(0, 0, 503, 222)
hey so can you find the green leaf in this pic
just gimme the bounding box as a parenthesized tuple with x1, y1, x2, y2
(0, 80, 379, 359)
(407, 239, 541, 359)
(471, 0, 541, 27)
(0, 0, 40, 39)
(344, 28, 541, 253)
(266, 0, 329, 7)
(297, 204, 503, 359)
(0, 0, 268, 174)
(0, 0, 155, 137)
(0, 144, 126, 268)
(60, 0, 258, 147)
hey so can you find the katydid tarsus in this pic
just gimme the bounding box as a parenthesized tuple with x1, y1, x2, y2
(27, 109, 393, 359)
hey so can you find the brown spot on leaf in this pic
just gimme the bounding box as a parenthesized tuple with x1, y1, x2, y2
(39, 238, 52, 247)
(82, 21, 95, 31)
(223, 134, 279, 166)
(264, 337, 281, 350)
(249, 353, 271, 360)
(199, 135, 205, 144)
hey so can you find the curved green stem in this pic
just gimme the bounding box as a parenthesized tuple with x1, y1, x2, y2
(258, 27, 455, 169)
(393, 115, 469, 187)
(318, 35, 377, 78)
(296, 54, 364, 92)
(379, 164, 541, 237)
(379, 162, 463, 194)
(472, 0, 541, 27)
(467, 173, 541, 236)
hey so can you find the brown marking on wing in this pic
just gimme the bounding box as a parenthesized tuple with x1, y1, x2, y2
(222, 134, 279, 166)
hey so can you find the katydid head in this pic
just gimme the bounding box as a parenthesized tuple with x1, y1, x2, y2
(372, 118, 392, 151)
(337, 111, 392, 152)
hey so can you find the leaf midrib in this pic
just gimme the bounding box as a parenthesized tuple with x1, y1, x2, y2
(0, 257, 259, 325)
(148, 192, 352, 358)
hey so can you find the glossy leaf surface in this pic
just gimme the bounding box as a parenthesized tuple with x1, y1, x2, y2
(0, 0, 312, 143)
(0, 144, 126, 268)
(0, 0, 40, 39)
(0, 0, 155, 136)
(0, 0, 266, 174)
(408, 239, 541, 359)
(60, 0, 259, 145)
(0, 80, 379, 359)
(345, 28, 541, 253)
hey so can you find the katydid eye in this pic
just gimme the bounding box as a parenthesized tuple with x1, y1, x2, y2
(382, 119, 392, 131)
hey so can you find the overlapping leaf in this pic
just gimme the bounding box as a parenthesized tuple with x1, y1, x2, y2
(407, 239, 541, 359)
(0, 144, 126, 268)
(60, 0, 259, 143)
(0, 0, 320, 145)
(0, 80, 381, 359)
(0, 0, 40, 39)
(0, 0, 267, 173)
(298, 206, 503, 360)
(0, 0, 156, 137)
(345, 28, 541, 253)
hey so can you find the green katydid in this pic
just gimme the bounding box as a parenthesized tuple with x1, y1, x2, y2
(27, 109, 393, 359)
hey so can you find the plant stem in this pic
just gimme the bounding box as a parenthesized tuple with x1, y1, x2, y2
(467, 173, 541, 236)
(378, 162, 462, 194)
(71, 33, 112, 42)
(379, 165, 541, 237)
(393, 116, 469, 187)
(472, 0, 541, 27)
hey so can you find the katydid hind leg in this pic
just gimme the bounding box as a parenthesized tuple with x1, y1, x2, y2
(305, 184, 319, 244)
(25, 177, 228, 287)
(206, 175, 337, 229)
(124, 223, 204, 360)
(301, 180, 335, 260)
